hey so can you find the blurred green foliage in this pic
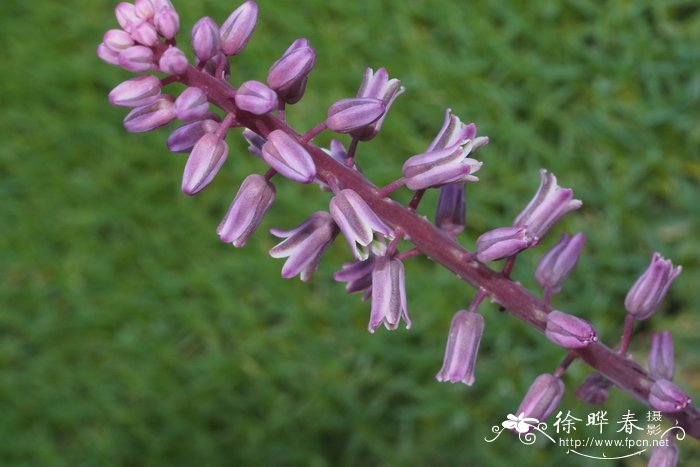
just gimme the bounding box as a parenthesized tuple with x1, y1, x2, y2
(1, 0, 699, 465)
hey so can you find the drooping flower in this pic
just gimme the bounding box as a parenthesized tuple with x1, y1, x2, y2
(436, 310, 485, 385)
(181, 133, 228, 195)
(434, 182, 466, 236)
(648, 331, 675, 381)
(368, 255, 411, 332)
(515, 374, 564, 422)
(217, 174, 275, 247)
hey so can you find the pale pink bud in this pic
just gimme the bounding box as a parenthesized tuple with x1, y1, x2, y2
(123, 95, 176, 133)
(115, 2, 140, 32)
(119, 45, 154, 72)
(130, 21, 159, 46)
(109, 75, 162, 108)
(181, 133, 228, 195)
(134, 0, 155, 19)
(154, 7, 179, 39)
(103, 29, 134, 52)
(191, 17, 220, 63)
(174, 87, 209, 121)
(159, 47, 188, 75)
(219, 1, 258, 56)
(218, 174, 276, 247)
(235, 80, 278, 115)
(97, 43, 121, 66)
(167, 119, 220, 153)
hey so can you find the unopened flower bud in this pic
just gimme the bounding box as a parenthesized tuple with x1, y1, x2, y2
(330, 189, 391, 260)
(181, 133, 228, 195)
(369, 255, 411, 332)
(269, 212, 339, 281)
(625, 252, 682, 320)
(191, 17, 220, 63)
(402, 141, 483, 190)
(475, 226, 536, 263)
(648, 442, 679, 467)
(115, 2, 140, 32)
(545, 310, 597, 349)
(97, 43, 121, 66)
(119, 45, 154, 72)
(435, 182, 466, 235)
(174, 87, 209, 121)
(167, 119, 220, 153)
(219, 0, 258, 56)
(109, 75, 161, 108)
(515, 374, 564, 422)
(123, 95, 175, 133)
(235, 80, 278, 115)
(436, 310, 485, 385)
(350, 67, 405, 141)
(513, 169, 582, 240)
(217, 174, 275, 247)
(535, 232, 585, 295)
(103, 29, 134, 52)
(649, 379, 691, 413)
(154, 7, 179, 39)
(267, 39, 316, 104)
(260, 130, 316, 183)
(326, 98, 385, 134)
(159, 46, 188, 75)
(649, 331, 675, 381)
(130, 21, 159, 46)
(134, 0, 155, 19)
(575, 373, 610, 405)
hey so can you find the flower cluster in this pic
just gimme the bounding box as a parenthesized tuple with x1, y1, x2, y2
(98, 1, 694, 462)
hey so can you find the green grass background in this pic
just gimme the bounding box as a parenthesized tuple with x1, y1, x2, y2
(1, 0, 699, 465)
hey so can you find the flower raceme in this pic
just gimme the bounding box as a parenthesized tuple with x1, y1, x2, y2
(98, 0, 694, 450)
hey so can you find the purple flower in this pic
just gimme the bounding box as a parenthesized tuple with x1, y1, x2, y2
(436, 310, 485, 385)
(434, 182, 466, 235)
(648, 442, 679, 467)
(575, 373, 610, 405)
(513, 169, 582, 240)
(174, 87, 209, 121)
(115, 2, 140, 33)
(326, 98, 385, 134)
(349, 67, 405, 141)
(191, 17, 220, 63)
(402, 141, 483, 190)
(368, 255, 411, 332)
(109, 75, 162, 108)
(159, 46, 189, 75)
(535, 232, 585, 295)
(123, 95, 176, 133)
(97, 42, 121, 66)
(649, 331, 675, 381)
(427, 109, 478, 152)
(242, 129, 265, 158)
(167, 119, 220, 153)
(181, 133, 228, 195)
(134, 0, 155, 19)
(545, 310, 597, 349)
(329, 189, 391, 260)
(269, 212, 339, 281)
(235, 80, 278, 115)
(154, 6, 179, 40)
(103, 29, 134, 52)
(220, 0, 258, 56)
(267, 39, 316, 104)
(130, 21, 159, 47)
(217, 174, 275, 247)
(624, 252, 682, 320)
(475, 226, 537, 263)
(260, 130, 316, 183)
(515, 373, 564, 422)
(649, 379, 691, 413)
(119, 45, 154, 72)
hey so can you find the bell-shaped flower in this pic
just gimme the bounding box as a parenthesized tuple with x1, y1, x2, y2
(649, 379, 691, 413)
(181, 133, 228, 195)
(535, 232, 585, 295)
(513, 169, 582, 240)
(475, 226, 536, 263)
(624, 252, 682, 320)
(515, 374, 565, 423)
(219, 0, 258, 56)
(267, 39, 315, 104)
(269, 212, 338, 281)
(402, 140, 482, 190)
(648, 331, 674, 381)
(329, 189, 391, 260)
(349, 67, 405, 141)
(545, 310, 597, 349)
(260, 130, 316, 183)
(434, 182, 466, 235)
(368, 255, 411, 332)
(436, 310, 485, 385)
(217, 174, 275, 247)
